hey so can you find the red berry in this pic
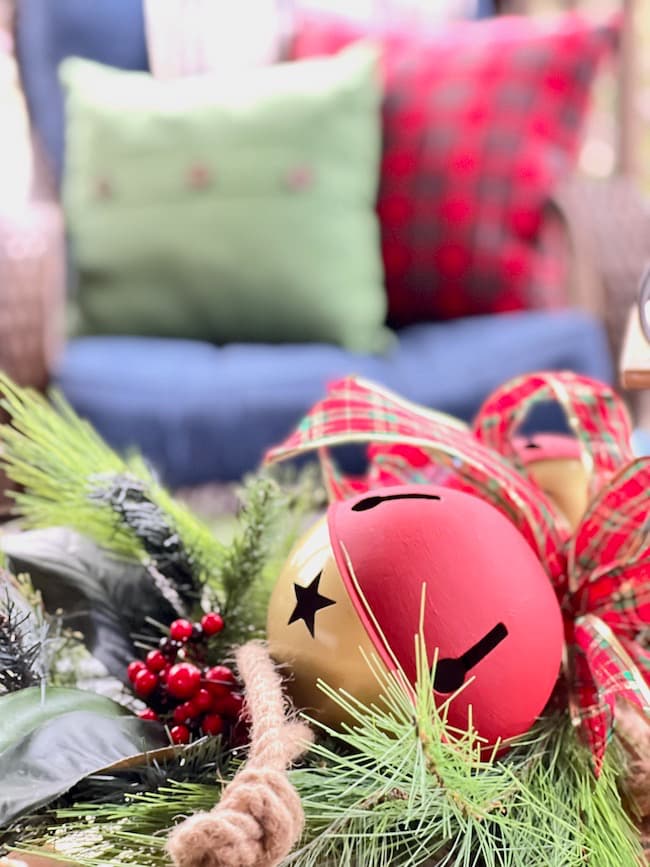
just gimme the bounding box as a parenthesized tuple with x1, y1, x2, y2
(221, 692, 245, 720)
(133, 669, 158, 697)
(172, 703, 190, 724)
(146, 650, 167, 673)
(127, 660, 146, 683)
(206, 682, 230, 700)
(195, 688, 212, 711)
(170, 619, 194, 642)
(159, 666, 170, 685)
(170, 724, 190, 745)
(202, 713, 224, 736)
(167, 663, 201, 700)
(173, 700, 200, 724)
(201, 612, 225, 636)
(137, 708, 159, 722)
(205, 665, 236, 687)
(231, 717, 251, 748)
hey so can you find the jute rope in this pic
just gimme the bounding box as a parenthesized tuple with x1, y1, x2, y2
(167, 642, 312, 867)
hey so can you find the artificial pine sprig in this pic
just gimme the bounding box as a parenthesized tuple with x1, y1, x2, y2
(0, 593, 42, 693)
(0, 376, 225, 585)
(89, 473, 199, 609)
(0, 574, 87, 696)
(0, 380, 140, 557)
(285, 643, 641, 867)
(211, 475, 285, 644)
(287, 644, 572, 867)
(0, 376, 321, 648)
(17, 637, 643, 867)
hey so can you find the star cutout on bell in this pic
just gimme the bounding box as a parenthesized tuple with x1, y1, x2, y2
(288, 571, 335, 637)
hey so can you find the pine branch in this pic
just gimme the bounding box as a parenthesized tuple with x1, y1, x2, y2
(0, 376, 224, 599)
(203, 471, 320, 650)
(89, 474, 199, 609)
(16, 638, 643, 867)
(285, 647, 642, 867)
(0, 379, 141, 557)
(0, 594, 42, 693)
(0, 575, 86, 695)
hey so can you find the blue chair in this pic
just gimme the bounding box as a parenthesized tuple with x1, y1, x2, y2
(13, 0, 615, 487)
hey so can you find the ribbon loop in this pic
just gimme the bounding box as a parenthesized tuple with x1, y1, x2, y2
(264, 372, 649, 772)
(473, 371, 634, 495)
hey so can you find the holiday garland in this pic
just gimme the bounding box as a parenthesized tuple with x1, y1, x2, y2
(0, 372, 647, 866)
(12, 649, 642, 867)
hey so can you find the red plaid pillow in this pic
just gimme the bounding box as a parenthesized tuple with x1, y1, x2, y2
(291, 12, 620, 325)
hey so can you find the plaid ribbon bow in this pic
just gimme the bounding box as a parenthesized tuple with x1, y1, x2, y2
(264, 372, 650, 772)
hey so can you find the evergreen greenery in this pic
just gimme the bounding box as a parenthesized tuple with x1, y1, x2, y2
(17, 641, 642, 867)
(0, 376, 642, 866)
(0, 376, 318, 647)
(0, 593, 42, 693)
(0, 573, 76, 694)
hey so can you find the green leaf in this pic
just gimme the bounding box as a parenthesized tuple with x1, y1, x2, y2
(0, 688, 168, 828)
(1, 528, 179, 681)
(0, 686, 128, 751)
(0, 712, 169, 828)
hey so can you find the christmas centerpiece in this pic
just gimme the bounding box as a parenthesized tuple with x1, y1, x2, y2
(0, 370, 647, 867)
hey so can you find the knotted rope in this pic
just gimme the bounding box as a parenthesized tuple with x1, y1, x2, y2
(167, 641, 312, 867)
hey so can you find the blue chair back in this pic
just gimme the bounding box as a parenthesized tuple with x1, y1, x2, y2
(16, 0, 149, 185)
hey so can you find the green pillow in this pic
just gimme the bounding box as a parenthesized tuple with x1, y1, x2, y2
(60, 44, 390, 352)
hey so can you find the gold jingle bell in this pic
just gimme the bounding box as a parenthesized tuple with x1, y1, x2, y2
(267, 515, 378, 727)
(514, 434, 589, 530)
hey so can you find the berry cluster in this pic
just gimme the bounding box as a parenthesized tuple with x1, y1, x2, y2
(127, 613, 244, 744)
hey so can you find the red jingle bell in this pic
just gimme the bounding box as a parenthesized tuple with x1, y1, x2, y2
(268, 484, 564, 748)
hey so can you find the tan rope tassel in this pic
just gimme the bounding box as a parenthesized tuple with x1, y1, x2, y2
(167, 641, 313, 867)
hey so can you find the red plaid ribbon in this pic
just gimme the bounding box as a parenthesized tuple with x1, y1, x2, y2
(473, 371, 634, 496)
(264, 372, 650, 772)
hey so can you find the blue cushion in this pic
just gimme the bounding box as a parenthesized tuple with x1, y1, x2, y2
(474, 0, 496, 18)
(16, 0, 148, 184)
(632, 429, 650, 457)
(55, 311, 613, 487)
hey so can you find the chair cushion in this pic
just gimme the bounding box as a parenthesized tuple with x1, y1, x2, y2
(16, 0, 148, 183)
(55, 310, 612, 488)
(632, 429, 650, 457)
(291, 11, 620, 325)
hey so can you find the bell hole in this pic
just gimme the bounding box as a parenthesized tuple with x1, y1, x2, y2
(352, 492, 441, 512)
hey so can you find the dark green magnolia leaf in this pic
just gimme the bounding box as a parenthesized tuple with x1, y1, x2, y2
(0, 686, 127, 751)
(0, 688, 168, 828)
(1, 528, 179, 681)
(0, 711, 168, 827)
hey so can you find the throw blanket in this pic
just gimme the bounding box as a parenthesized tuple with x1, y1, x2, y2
(143, 0, 290, 79)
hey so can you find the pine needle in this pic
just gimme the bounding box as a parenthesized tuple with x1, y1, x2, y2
(17, 638, 643, 867)
(0, 378, 639, 865)
(0, 376, 320, 648)
(0, 593, 43, 692)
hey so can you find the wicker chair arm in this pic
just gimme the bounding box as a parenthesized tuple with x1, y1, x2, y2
(0, 199, 66, 389)
(548, 176, 650, 361)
